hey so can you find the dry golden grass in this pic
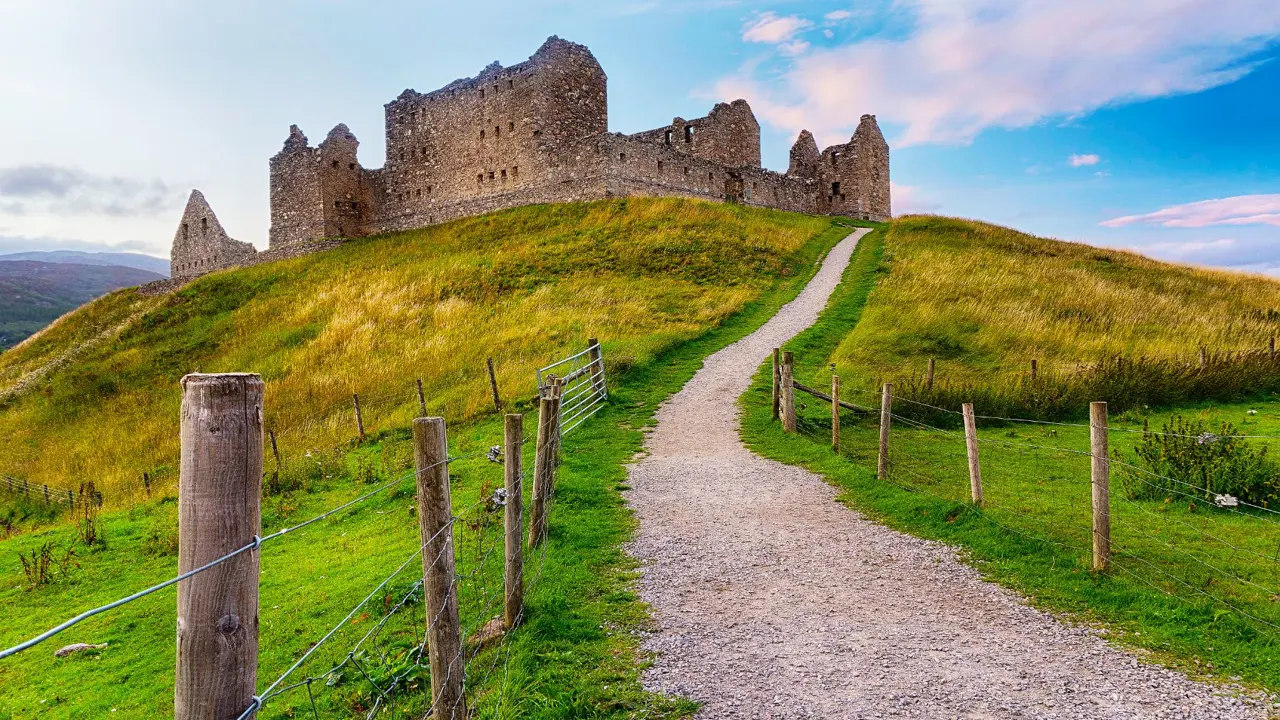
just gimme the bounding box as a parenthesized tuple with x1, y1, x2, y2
(0, 198, 830, 503)
(834, 216, 1280, 386)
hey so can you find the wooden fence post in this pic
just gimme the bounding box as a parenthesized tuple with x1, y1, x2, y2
(831, 375, 841, 450)
(586, 338, 606, 397)
(780, 351, 796, 433)
(1270, 337, 1275, 361)
(487, 358, 502, 413)
(353, 393, 365, 442)
(504, 413, 524, 630)
(528, 378, 563, 548)
(268, 429, 281, 477)
(877, 383, 893, 481)
(413, 416, 466, 720)
(1199, 347, 1207, 371)
(1090, 401, 1111, 572)
(143, 472, 151, 498)
(926, 358, 935, 391)
(771, 348, 781, 420)
(962, 403, 982, 506)
(1030, 358, 1038, 381)
(175, 373, 263, 720)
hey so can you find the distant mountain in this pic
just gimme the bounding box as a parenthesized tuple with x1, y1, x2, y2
(0, 250, 170, 276)
(0, 261, 164, 350)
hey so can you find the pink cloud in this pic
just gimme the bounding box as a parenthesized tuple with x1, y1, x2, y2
(1101, 194, 1280, 228)
(1069, 153, 1100, 167)
(713, 0, 1280, 147)
(742, 12, 813, 44)
(890, 182, 941, 215)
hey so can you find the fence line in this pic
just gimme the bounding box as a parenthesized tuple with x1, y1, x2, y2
(772, 349, 1280, 648)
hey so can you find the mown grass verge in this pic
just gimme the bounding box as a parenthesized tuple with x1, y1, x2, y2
(0, 211, 855, 718)
(742, 221, 1280, 695)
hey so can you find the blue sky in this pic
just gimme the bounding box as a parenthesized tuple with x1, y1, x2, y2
(0, 0, 1277, 273)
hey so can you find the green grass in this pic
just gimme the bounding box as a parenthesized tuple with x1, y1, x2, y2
(0, 204, 854, 718)
(0, 198, 831, 507)
(743, 220, 1280, 694)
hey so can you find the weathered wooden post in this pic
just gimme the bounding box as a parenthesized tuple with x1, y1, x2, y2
(268, 429, 281, 478)
(487, 358, 502, 412)
(780, 351, 796, 433)
(831, 375, 841, 450)
(771, 348, 781, 421)
(962, 403, 983, 505)
(1030, 358, 1038, 381)
(586, 338, 607, 397)
(926, 358, 936, 391)
(417, 379, 428, 417)
(504, 413, 524, 629)
(528, 377, 563, 548)
(413, 416, 466, 720)
(1270, 337, 1275, 362)
(877, 383, 893, 481)
(43, 484, 50, 505)
(142, 472, 151, 498)
(1199, 347, 1207, 371)
(353, 393, 365, 442)
(175, 373, 263, 720)
(1090, 401, 1111, 572)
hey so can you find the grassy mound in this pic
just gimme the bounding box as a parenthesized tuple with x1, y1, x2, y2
(0, 198, 830, 506)
(834, 217, 1280, 417)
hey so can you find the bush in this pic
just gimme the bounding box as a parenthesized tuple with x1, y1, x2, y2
(1119, 416, 1280, 508)
(18, 542, 78, 588)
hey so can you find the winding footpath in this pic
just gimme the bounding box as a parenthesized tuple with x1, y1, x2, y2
(626, 228, 1273, 719)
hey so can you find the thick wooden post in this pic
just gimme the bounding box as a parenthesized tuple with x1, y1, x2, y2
(413, 417, 466, 720)
(1030, 358, 1038, 381)
(1090, 401, 1111, 572)
(586, 338, 606, 397)
(780, 351, 796, 433)
(962, 403, 982, 505)
(528, 378, 562, 548)
(417, 379, 428, 417)
(771, 348, 781, 420)
(831, 375, 841, 450)
(504, 413, 524, 629)
(877, 383, 893, 481)
(926, 357, 935, 391)
(175, 373, 263, 720)
(487, 358, 502, 412)
(353, 393, 365, 442)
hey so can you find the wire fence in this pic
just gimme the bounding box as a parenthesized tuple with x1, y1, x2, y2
(0, 341, 605, 719)
(774, 357, 1280, 653)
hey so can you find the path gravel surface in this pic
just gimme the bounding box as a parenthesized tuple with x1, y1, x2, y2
(626, 228, 1274, 719)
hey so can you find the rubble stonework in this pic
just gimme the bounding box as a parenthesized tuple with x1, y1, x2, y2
(170, 36, 890, 282)
(169, 190, 256, 278)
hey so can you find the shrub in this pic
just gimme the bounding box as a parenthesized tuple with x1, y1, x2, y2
(18, 542, 78, 588)
(1118, 416, 1280, 508)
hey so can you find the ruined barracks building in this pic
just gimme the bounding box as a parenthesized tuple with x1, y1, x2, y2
(171, 36, 890, 279)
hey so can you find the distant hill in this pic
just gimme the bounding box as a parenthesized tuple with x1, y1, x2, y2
(0, 261, 164, 349)
(0, 250, 170, 276)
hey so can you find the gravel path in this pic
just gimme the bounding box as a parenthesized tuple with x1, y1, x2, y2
(625, 228, 1274, 720)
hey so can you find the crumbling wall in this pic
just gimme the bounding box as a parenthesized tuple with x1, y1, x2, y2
(629, 99, 762, 169)
(170, 190, 256, 278)
(814, 115, 891, 221)
(269, 126, 326, 249)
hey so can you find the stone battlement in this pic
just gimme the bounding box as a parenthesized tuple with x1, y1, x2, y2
(169, 36, 889, 281)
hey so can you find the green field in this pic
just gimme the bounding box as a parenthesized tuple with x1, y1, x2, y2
(743, 220, 1280, 694)
(0, 199, 853, 718)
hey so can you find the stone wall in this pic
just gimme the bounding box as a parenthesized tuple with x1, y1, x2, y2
(809, 115, 891, 221)
(628, 99, 762, 169)
(268, 126, 325, 249)
(170, 190, 256, 278)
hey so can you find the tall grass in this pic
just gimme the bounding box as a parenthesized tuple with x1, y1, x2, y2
(834, 216, 1280, 421)
(0, 198, 829, 505)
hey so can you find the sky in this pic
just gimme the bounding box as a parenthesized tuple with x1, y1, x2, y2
(0, 0, 1277, 274)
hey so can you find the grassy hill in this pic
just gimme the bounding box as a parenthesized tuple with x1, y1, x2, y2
(0, 198, 831, 503)
(0, 261, 163, 350)
(0, 198, 850, 718)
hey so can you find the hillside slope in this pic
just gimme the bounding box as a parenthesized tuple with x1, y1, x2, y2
(0, 261, 164, 349)
(0, 198, 831, 500)
(833, 216, 1280, 395)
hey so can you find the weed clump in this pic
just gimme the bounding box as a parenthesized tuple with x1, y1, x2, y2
(1119, 416, 1279, 509)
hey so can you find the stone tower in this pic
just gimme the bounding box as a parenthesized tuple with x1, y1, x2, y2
(169, 190, 255, 278)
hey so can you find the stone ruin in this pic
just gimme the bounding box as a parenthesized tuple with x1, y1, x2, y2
(171, 36, 890, 280)
(169, 190, 255, 279)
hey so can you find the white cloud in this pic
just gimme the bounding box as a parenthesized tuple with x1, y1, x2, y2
(890, 182, 941, 215)
(1101, 194, 1280, 228)
(778, 40, 811, 56)
(1069, 153, 1100, 167)
(742, 11, 813, 44)
(715, 0, 1280, 147)
(824, 10, 853, 21)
